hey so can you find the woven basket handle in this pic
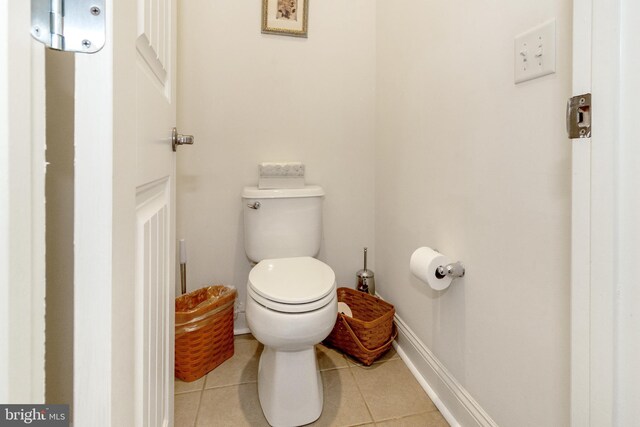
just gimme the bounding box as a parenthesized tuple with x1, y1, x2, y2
(338, 314, 398, 355)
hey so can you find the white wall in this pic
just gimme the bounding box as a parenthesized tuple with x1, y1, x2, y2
(177, 0, 574, 423)
(375, 1, 571, 426)
(177, 0, 377, 328)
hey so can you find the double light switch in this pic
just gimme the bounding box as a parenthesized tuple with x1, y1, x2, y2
(514, 19, 556, 84)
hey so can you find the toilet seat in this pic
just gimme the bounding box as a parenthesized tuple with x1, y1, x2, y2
(248, 257, 336, 313)
(248, 286, 336, 313)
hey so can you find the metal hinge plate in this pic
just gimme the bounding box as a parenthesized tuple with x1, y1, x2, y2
(31, 0, 105, 54)
(566, 93, 591, 139)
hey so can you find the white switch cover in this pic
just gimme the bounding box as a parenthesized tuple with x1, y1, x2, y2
(514, 19, 556, 84)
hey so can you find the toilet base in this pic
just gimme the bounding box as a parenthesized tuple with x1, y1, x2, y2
(257, 346, 323, 427)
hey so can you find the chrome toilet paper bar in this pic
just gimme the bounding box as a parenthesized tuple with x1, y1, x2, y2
(435, 262, 465, 279)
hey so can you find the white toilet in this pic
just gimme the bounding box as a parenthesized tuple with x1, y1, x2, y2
(242, 185, 338, 427)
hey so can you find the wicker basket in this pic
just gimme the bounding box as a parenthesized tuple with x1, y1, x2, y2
(175, 285, 236, 382)
(323, 287, 397, 366)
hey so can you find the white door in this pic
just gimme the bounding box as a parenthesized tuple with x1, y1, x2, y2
(0, 0, 46, 404)
(74, 0, 179, 425)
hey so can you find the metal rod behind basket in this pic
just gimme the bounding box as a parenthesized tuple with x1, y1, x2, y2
(180, 263, 187, 295)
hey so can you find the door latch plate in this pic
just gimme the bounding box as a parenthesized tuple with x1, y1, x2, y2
(567, 93, 591, 139)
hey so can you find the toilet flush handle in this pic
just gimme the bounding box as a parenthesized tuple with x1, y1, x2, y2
(247, 201, 261, 210)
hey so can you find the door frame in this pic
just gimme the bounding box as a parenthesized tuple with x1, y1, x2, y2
(570, 0, 637, 425)
(0, 0, 46, 404)
(616, 0, 640, 423)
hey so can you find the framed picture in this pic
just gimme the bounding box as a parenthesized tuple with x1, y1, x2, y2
(262, 0, 309, 38)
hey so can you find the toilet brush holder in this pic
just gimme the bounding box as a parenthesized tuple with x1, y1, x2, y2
(356, 247, 375, 295)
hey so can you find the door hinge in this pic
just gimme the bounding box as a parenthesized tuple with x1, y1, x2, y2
(566, 93, 591, 139)
(31, 0, 105, 54)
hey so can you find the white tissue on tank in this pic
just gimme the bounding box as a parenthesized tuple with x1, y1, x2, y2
(258, 162, 306, 189)
(409, 247, 453, 291)
(259, 162, 305, 177)
(258, 177, 305, 189)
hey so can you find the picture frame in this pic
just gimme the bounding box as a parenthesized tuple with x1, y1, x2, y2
(262, 0, 309, 38)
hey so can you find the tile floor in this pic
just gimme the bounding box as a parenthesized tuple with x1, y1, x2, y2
(175, 334, 449, 427)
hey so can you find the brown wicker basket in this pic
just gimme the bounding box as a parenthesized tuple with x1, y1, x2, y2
(323, 287, 397, 366)
(175, 285, 236, 382)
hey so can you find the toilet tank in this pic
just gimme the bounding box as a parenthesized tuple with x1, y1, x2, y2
(242, 185, 325, 263)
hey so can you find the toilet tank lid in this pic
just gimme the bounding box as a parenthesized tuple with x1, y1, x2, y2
(242, 185, 325, 199)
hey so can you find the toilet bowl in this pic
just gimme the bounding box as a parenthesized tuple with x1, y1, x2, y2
(246, 256, 337, 427)
(242, 185, 337, 426)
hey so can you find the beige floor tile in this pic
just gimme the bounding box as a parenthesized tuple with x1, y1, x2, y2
(175, 333, 448, 427)
(174, 391, 201, 427)
(376, 411, 450, 427)
(234, 333, 256, 342)
(204, 339, 263, 389)
(174, 377, 205, 394)
(316, 344, 350, 371)
(351, 359, 437, 421)
(310, 368, 373, 427)
(196, 383, 269, 427)
(345, 346, 399, 368)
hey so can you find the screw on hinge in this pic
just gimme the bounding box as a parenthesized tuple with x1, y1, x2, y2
(34, 26, 41, 36)
(90, 6, 101, 16)
(81, 39, 92, 49)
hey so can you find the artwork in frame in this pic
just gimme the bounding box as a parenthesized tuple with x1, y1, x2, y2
(262, 0, 309, 38)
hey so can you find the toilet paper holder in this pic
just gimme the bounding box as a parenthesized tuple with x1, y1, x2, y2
(435, 262, 465, 279)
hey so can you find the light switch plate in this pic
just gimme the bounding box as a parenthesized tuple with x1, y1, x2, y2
(514, 19, 556, 84)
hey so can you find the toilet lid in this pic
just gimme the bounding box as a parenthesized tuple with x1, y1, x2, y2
(249, 257, 336, 305)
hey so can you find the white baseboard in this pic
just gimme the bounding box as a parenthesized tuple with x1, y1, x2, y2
(394, 314, 498, 427)
(234, 311, 250, 335)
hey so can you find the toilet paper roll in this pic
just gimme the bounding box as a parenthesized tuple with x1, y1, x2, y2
(410, 247, 452, 291)
(337, 302, 352, 317)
